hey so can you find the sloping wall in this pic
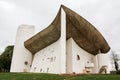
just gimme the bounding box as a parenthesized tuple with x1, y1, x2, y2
(97, 53, 111, 73)
(30, 9, 67, 74)
(10, 25, 35, 72)
(66, 38, 73, 73)
(30, 39, 61, 74)
(71, 38, 94, 73)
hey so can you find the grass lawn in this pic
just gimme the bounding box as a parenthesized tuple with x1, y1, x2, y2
(65, 74, 120, 80)
(0, 73, 120, 80)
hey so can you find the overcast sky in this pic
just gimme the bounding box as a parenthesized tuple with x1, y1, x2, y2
(0, 0, 120, 54)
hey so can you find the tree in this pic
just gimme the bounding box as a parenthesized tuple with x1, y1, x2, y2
(0, 45, 14, 72)
(111, 51, 119, 71)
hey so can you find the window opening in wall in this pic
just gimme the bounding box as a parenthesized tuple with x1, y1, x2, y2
(73, 72, 76, 74)
(77, 55, 80, 60)
(50, 57, 53, 62)
(48, 57, 56, 62)
(54, 57, 56, 62)
(40, 68, 42, 72)
(24, 61, 28, 65)
(47, 68, 49, 72)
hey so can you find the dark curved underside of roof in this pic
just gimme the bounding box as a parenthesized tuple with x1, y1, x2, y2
(24, 5, 110, 55)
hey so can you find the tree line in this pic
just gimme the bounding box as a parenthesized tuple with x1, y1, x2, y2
(0, 45, 14, 72)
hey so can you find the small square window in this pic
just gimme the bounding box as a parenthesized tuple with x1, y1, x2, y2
(77, 55, 80, 60)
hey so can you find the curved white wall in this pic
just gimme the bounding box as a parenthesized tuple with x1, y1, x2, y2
(71, 38, 94, 73)
(10, 24, 35, 72)
(66, 38, 73, 73)
(97, 53, 111, 73)
(30, 39, 61, 74)
(66, 38, 94, 74)
(30, 8, 67, 74)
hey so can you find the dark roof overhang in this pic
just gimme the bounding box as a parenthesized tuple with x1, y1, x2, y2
(24, 5, 110, 55)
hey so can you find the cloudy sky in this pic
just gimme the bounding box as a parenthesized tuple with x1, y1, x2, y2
(0, 0, 120, 54)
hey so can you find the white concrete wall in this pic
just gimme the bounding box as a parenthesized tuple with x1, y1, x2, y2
(97, 53, 111, 73)
(10, 24, 35, 72)
(60, 8, 66, 74)
(71, 38, 94, 73)
(30, 8, 67, 74)
(93, 55, 99, 73)
(30, 39, 61, 74)
(66, 38, 73, 73)
(66, 38, 110, 74)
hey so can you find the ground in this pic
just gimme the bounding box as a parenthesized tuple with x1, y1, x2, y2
(0, 73, 120, 80)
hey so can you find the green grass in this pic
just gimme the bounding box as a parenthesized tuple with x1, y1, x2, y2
(65, 74, 120, 80)
(0, 73, 64, 80)
(0, 73, 120, 80)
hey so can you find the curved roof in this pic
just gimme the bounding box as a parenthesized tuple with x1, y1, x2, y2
(24, 5, 110, 55)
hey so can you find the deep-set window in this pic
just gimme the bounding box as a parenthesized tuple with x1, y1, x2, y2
(77, 55, 80, 60)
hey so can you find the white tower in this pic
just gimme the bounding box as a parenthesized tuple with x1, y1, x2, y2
(10, 24, 35, 72)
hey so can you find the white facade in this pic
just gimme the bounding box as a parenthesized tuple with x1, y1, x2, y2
(10, 24, 35, 72)
(66, 38, 95, 74)
(30, 39, 61, 73)
(97, 53, 111, 73)
(11, 31, 110, 74)
(29, 38, 95, 74)
(30, 9, 67, 74)
(10, 9, 110, 74)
